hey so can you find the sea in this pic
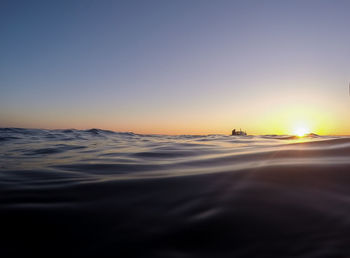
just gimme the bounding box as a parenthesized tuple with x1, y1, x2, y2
(1, 128, 350, 257)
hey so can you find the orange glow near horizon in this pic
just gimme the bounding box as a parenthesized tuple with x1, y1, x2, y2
(2, 89, 349, 136)
(1, 109, 348, 136)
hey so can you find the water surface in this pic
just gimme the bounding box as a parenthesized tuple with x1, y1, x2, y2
(1, 128, 350, 257)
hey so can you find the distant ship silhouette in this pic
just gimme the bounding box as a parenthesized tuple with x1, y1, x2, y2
(231, 128, 247, 136)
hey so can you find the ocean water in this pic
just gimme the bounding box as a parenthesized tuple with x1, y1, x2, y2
(1, 128, 350, 257)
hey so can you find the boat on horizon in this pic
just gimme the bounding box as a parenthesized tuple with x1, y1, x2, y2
(232, 128, 247, 136)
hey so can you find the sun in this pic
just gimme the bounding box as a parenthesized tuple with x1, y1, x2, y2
(293, 127, 310, 137)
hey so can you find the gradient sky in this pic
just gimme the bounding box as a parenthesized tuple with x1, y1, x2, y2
(1, 0, 350, 135)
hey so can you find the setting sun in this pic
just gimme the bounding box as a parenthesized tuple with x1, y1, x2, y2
(293, 127, 310, 137)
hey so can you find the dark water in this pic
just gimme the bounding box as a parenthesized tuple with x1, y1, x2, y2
(1, 128, 350, 257)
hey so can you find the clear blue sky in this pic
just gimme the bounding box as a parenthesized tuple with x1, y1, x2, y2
(1, 0, 350, 134)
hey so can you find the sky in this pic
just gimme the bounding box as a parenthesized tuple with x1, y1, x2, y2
(1, 0, 350, 135)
